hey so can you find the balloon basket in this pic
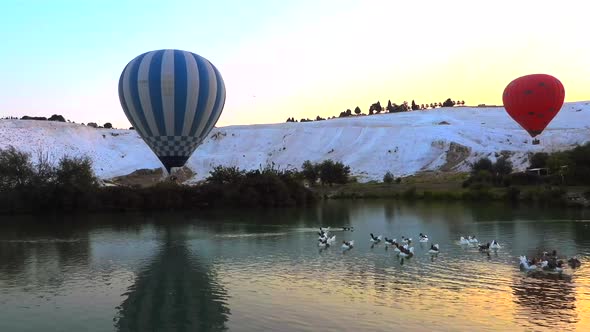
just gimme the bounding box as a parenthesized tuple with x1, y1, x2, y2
(532, 139, 540, 145)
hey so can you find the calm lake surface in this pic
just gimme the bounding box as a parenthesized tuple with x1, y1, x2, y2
(1, 201, 590, 331)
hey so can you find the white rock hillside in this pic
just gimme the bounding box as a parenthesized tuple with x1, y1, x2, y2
(1, 102, 589, 183)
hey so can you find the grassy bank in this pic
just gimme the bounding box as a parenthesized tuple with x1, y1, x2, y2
(310, 172, 590, 208)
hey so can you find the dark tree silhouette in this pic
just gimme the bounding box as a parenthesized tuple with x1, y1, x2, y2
(442, 98, 454, 107)
(48, 114, 66, 122)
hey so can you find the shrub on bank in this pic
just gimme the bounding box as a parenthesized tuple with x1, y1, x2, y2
(0, 147, 315, 214)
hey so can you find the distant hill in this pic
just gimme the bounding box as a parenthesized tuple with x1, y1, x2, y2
(1, 102, 589, 183)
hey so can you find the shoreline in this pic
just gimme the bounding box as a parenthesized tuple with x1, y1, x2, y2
(310, 180, 590, 208)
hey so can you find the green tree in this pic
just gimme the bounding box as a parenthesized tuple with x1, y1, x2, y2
(387, 100, 394, 112)
(48, 114, 66, 122)
(383, 171, 394, 184)
(546, 152, 570, 174)
(55, 156, 98, 192)
(0, 146, 34, 190)
(471, 157, 493, 174)
(318, 160, 350, 185)
(493, 156, 513, 175)
(442, 98, 454, 107)
(529, 152, 549, 169)
(301, 160, 319, 184)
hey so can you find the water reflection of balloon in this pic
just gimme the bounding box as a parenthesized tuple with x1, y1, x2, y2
(502, 74, 565, 141)
(115, 229, 229, 331)
(118, 49, 226, 173)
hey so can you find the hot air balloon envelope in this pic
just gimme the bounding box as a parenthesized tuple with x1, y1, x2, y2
(118, 49, 226, 172)
(502, 74, 565, 138)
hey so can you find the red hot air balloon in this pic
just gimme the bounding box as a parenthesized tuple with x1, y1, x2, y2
(502, 74, 565, 138)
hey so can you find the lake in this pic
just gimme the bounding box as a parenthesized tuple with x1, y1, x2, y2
(1, 201, 589, 331)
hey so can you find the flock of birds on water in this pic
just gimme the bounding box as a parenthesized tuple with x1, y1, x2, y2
(317, 227, 583, 275)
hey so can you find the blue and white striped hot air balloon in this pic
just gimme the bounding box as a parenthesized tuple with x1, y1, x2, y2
(118, 49, 226, 173)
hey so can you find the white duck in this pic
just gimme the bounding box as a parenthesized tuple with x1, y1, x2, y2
(399, 245, 414, 258)
(318, 235, 335, 247)
(319, 234, 335, 243)
(490, 240, 501, 250)
(370, 233, 383, 244)
(401, 236, 412, 245)
(419, 233, 429, 242)
(519, 256, 539, 271)
(318, 227, 330, 237)
(428, 244, 440, 255)
(459, 236, 470, 245)
(468, 235, 479, 244)
(385, 237, 397, 249)
(341, 240, 354, 250)
(392, 242, 402, 254)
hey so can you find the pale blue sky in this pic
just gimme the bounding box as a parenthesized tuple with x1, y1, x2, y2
(1, 1, 589, 128)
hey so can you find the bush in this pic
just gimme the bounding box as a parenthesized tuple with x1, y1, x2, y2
(383, 171, 394, 184)
(402, 186, 417, 199)
(103, 122, 113, 129)
(504, 186, 521, 202)
(206, 165, 245, 184)
(21, 116, 47, 121)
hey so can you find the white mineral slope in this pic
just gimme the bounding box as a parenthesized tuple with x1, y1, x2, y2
(1, 101, 589, 183)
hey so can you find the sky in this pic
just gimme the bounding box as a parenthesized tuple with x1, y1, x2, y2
(1, 0, 589, 129)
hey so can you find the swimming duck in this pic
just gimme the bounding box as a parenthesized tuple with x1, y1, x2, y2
(398, 244, 414, 258)
(490, 240, 501, 250)
(319, 235, 335, 243)
(341, 240, 354, 250)
(468, 235, 479, 244)
(540, 259, 564, 273)
(478, 242, 491, 252)
(370, 233, 383, 244)
(384, 237, 396, 245)
(384, 237, 397, 250)
(341, 226, 354, 231)
(519, 256, 539, 271)
(428, 244, 440, 255)
(459, 236, 470, 245)
(318, 237, 330, 248)
(419, 233, 429, 242)
(568, 257, 582, 268)
(401, 236, 412, 245)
